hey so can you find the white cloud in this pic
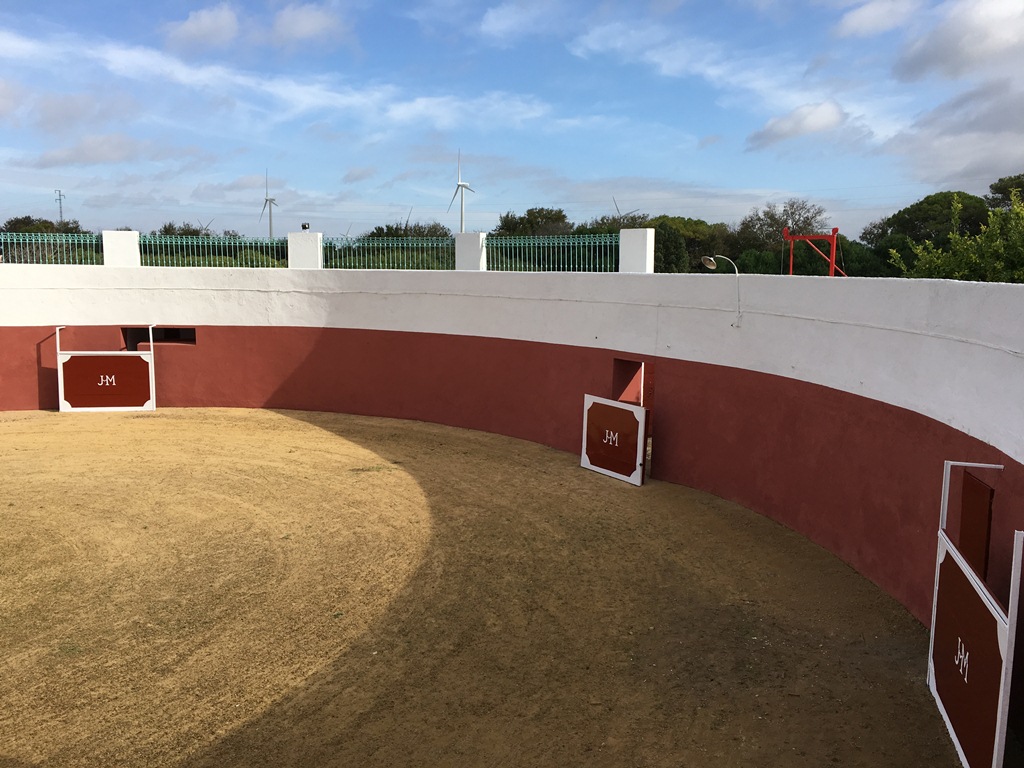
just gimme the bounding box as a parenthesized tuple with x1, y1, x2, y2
(569, 21, 670, 61)
(0, 80, 23, 120)
(385, 92, 549, 130)
(0, 29, 53, 62)
(895, 0, 1024, 80)
(883, 78, 1024, 185)
(272, 3, 346, 45)
(32, 91, 139, 135)
(343, 166, 376, 183)
(834, 0, 922, 37)
(164, 3, 240, 50)
(747, 100, 849, 148)
(568, 16, 911, 153)
(86, 35, 550, 133)
(24, 134, 194, 168)
(94, 44, 252, 93)
(190, 175, 273, 203)
(570, 21, 816, 116)
(89, 42, 394, 120)
(480, 1, 558, 41)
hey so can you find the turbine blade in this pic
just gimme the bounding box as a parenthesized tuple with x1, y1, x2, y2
(447, 186, 459, 212)
(614, 196, 622, 216)
(464, 185, 476, 194)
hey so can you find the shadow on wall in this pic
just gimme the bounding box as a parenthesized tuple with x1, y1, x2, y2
(160, 325, 622, 453)
(174, 409, 958, 768)
(35, 331, 57, 408)
(646, 357, 1024, 625)
(146, 323, 1024, 625)
(16, 325, 128, 410)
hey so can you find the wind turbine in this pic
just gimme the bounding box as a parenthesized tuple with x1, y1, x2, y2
(259, 171, 278, 239)
(446, 151, 474, 233)
(613, 196, 639, 218)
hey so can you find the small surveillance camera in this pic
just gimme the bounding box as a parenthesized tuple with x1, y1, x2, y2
(301, 222, 310, 230)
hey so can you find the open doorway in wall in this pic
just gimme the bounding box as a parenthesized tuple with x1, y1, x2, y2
(613, 358, 644, 406)
(612, 358, 652, 477)
(959, 471, 995, 581)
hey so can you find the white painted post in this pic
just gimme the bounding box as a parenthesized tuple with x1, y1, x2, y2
(101, 230, 141, 268)
(456, 232, 487, 271)
(619, 228, 655, 274)
(287, 231, 324, 269)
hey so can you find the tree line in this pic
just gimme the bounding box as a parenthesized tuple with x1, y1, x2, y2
(4, 171, 1021, 281)
(483, 172, 1024, 281)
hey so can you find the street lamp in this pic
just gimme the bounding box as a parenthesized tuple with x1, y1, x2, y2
(701, 254, 741, 328)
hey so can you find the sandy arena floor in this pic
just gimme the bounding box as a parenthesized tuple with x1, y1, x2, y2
(0, 408, 959, 767)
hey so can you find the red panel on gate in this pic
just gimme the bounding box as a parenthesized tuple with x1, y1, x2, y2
(62, 354, 152, 409)
(931, 537, 1006, 768)
(581, 395, 646, 486)
(586, 402, 641, 478)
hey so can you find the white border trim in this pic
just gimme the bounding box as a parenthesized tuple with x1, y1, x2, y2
(928, 456, 1020, 768)
(56, 324, 156, 412)
(580, 394, 647, 486)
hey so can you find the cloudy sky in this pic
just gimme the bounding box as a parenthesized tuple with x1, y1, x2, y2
(1, 0, 1022, 238)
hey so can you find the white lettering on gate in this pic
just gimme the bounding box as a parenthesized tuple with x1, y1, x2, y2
(954, 636, 969, 684)
(97, 374, 116, 387)
(603, 429, 619, 447)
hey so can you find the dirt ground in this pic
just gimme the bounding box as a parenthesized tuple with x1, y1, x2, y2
(0, 408, 960, 767)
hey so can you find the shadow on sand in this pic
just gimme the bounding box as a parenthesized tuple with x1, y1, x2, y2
(175, 409, 959, 768)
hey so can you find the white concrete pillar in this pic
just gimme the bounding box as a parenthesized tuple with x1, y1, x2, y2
(619, 228, 655, 274)
(287, 231, 324, 269)
(101, 230, 141, 268)
(456, 232, 487, 271)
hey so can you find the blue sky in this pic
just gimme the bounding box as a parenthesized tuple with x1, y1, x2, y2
(1, 0, 1022, 238)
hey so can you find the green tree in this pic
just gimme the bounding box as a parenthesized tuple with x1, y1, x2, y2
(890, 192, 1024, 282)
(862, 191, 988, 273)
(362, 221, 452, 238)
(652, 220, 687, 273)
(731, 198, 829, 255)
(2, 215, 88, 233)
(154, 221, 207, 236)
(648, 215, 728, 272)
(734, 248, 785, 274)
(985, 172, 1024, 209)
(834, 235, 885, 277)
(491, 208, 572, 236)
(575, 212, 650, 234)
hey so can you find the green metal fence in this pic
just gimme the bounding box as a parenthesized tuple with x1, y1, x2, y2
(486, 234, 619, 272)
(0, 231, 625, 271)
(0, 232, 103, 265)
(140, 235, 287, 267)
(323, 236, 455, 270)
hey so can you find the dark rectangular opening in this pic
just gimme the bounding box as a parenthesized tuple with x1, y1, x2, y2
(122, 327, 196, 351)
(612, 358, 644, 405)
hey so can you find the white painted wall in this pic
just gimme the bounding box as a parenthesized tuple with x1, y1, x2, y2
(455, 233, 487, 271)
(286, 231, 323, 269)
(618, 228, 654, 273)
(2, 266, 1022, 463)
(101, 231, 141, 268)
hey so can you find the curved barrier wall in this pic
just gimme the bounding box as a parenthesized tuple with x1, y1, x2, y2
(1, 265, 1022, 624)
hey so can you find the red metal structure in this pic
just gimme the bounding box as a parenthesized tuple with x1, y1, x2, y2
(782, 226, 846, 276)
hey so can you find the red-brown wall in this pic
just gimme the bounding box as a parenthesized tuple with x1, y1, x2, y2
(3, 323, 1021, 624)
